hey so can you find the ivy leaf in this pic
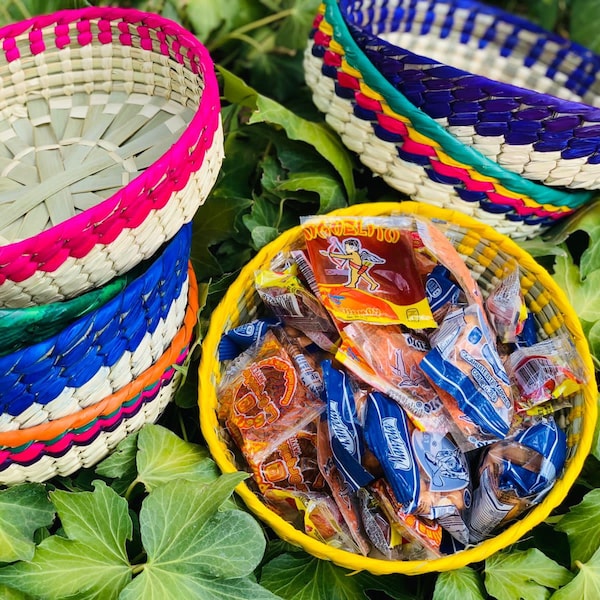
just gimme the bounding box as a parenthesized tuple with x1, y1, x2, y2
(551, 545, 600, 600)
(552, 252, 600, 325)
(570, 0, 600, 53)
(120, 475, 276, 600)
(95, 432, 139, 479)
(0, 484, 54, 563)
(0, 481, 132, 600)
(277, 172, 347, 213)
(260, 552, 413, 599)
(555, 488, 600, 564)
(0, 585, 33, 600)
(433, 567, 486, 600)
(0, 0, 89, 26)
(134, 424, 220, 491)
(218, 66, 355, 200)
(275, 0, 321, 50)
(186, 0, 237, 42)
(484, 548, 572, 600)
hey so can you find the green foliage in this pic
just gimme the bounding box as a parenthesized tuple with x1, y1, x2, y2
(1, 0, 600, 599)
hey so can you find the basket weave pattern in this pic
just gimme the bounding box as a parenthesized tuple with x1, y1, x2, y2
(199, 201, 597, 575)
(0, 264, 198, 484)
(340, 0, 600, 189)
(0, 7, 223, 307)
(303, 2, 593, 239)
(0, 222, 191, 431)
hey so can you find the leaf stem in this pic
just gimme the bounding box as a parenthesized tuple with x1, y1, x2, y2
(131, 563, 146, 576)
(124, 478, 141, 502)
(208, 8, 295, 51)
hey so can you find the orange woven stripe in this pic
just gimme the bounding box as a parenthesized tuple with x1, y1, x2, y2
(0, 263, 199, 447)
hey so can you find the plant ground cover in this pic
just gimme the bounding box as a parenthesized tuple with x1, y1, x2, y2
(1, 0, 600, 598)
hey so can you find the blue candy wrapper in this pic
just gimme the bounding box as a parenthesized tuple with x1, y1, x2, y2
(425, 265, 462, 319)
(364, 391, 420, 513)
(323, 361, 373, 492)
(218, 318, 279, 360)
(499, 417, 566, 497)
(468, 416, 566, 543)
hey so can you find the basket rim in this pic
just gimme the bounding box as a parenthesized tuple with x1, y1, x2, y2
(319, 0, 594, 209)
(340, 0, 600, 120)
(0, 6, 220, 262)
(0, 262, 198, 448)
(198, 200, 598, 575)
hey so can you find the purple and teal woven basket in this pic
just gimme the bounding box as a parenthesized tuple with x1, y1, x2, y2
(339, 0, 600, 189)
(304, 0, 599, 239)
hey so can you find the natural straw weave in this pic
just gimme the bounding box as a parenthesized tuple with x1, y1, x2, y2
(0, 7, 223, 307)
(304, 1, 595, 239)
(199, 201, 597, 575)
(340, 0, 600, 189)
(0, 263, 198, 484)
(0, 222, 192, 432)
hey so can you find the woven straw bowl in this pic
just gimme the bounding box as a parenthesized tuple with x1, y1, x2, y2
(0, 222, 192, 433)
(340, 0, 600, 189)
(199, 201, 597, 575)
(304, 1, 595, 240)
(0, 7, 224, 308)
(0, 263, 198, 484)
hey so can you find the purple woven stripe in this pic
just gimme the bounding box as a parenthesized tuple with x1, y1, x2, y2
(310, 36, 564, 227)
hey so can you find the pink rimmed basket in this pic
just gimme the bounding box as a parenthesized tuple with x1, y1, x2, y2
(0, 7, 224, 307)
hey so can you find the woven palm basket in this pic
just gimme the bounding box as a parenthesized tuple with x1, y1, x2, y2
(340, 0, 600, 189)
(303, 1, 595, 240)
(0, 222, 192, 433)
(0, 263, 198, 484)
(0, 7, 223, 308)
(198, 201, 597, 575)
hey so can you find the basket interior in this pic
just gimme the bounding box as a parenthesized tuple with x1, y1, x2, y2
(343, 0, 600, 106)
(200, 202, 596, 574)
(0, 17, 205, 244)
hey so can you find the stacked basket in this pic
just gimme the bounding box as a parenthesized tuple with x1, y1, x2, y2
(303, 0, 600, 239)
(0, 7, 223, 483)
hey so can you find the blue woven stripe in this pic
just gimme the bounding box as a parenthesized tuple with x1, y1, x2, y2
(338, 0, 600, 167)
(0, 223, 192, 413)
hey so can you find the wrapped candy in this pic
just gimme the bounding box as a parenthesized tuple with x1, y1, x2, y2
(468, 417, 567, 543)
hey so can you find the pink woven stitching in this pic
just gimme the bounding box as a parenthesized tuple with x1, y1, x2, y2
(0, 7, 221, 279)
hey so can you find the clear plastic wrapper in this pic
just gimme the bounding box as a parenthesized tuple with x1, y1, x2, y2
(218, 318, 280, 361)
(218, 330, 325, 464)
(485, 266, 527, 343)
(322, 361, 374, 491)
(268, 489, 362, 553)
(507, 336, 585, 413)
(255, 269, 339, 353)
(301, 216, 436, 328)
(363, 391, 420, 513)
(468, 417, 567, 543)
(317, 418, 371, 555)
(420, 304, 513, 446)
(337, 322, 448, 432)
(370, 479, 443, 560)
(249, 420, 325, 497)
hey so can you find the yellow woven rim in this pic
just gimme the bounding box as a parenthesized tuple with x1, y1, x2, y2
(198, 201, 597, 575)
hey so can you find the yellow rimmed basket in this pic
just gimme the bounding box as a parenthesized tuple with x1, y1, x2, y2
(198, 201, 597, 575)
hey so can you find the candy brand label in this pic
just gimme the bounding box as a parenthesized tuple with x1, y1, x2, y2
(303, 220, 402, 243)
(412, 430, 469, 492)
(459, 349, 512, 407)
(329, 400, 356, 457)
(233, 356, 297, 430)
(382, 417, 412, 471)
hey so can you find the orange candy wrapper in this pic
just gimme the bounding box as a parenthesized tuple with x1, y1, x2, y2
(218, 330, 325, 464)
(301, 216, 436, 328)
